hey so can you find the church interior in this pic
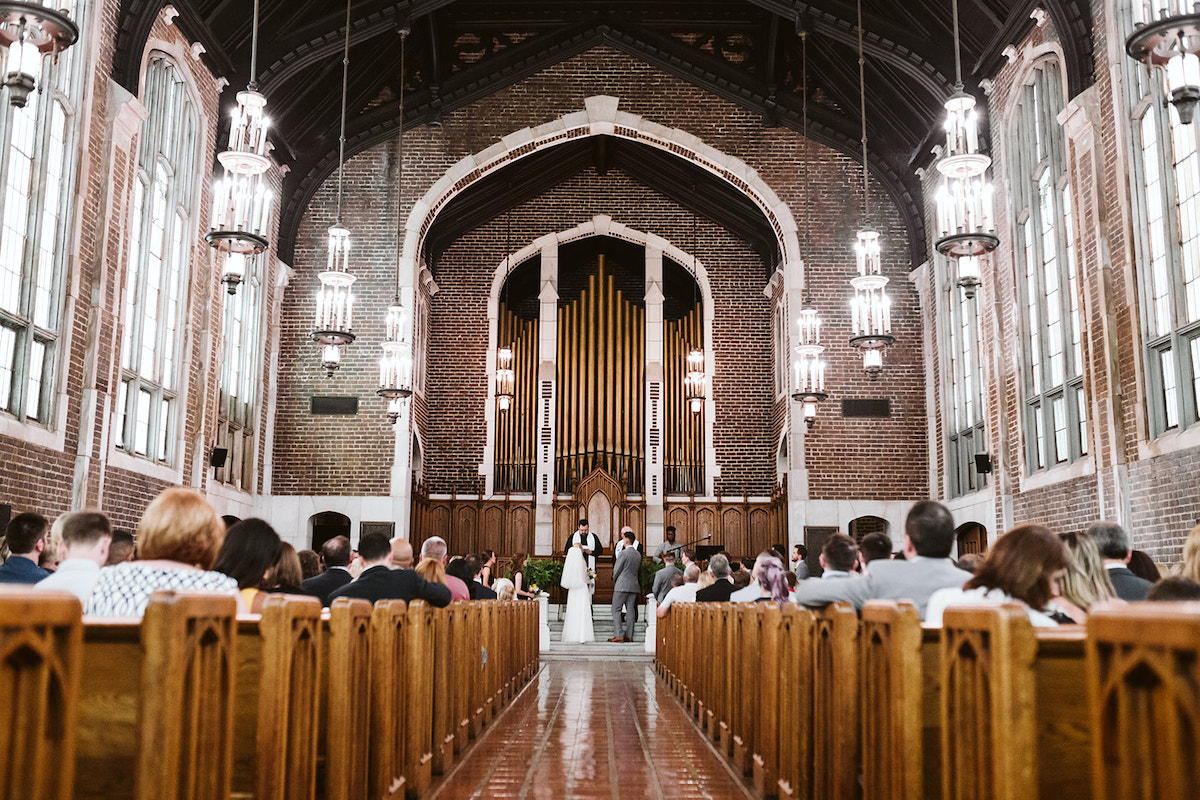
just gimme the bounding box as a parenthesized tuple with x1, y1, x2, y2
(3, 0, 1200, 798)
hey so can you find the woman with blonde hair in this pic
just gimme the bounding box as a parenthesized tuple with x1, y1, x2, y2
(86, 488, 243, 616)
(1176, 524, 1200, 583)
(493, 577, 516, 601)
(1052, 531, 1118, 623)
(414, 556, 446, 586)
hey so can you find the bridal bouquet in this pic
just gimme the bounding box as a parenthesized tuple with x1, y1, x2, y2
(587, 568, 596, 583)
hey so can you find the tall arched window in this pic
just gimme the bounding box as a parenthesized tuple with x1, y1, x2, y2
(1123, 7, 1200, 438)
(942, 256, 986, 496)
(0, 1, 88, 425)
(215, 255, 261, 490)
(1010, 60, 1087, 472)
(116, 55, 199, 463)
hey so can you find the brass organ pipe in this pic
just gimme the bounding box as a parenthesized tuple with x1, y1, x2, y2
(617, 292, 626, 462)
(585, 271, 595, 456)
(599, 265, 609, 460)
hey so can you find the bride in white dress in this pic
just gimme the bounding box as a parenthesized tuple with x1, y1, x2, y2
(560, 544, 595, 643)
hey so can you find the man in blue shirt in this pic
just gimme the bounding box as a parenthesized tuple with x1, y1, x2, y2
(0, 512, 52, 584)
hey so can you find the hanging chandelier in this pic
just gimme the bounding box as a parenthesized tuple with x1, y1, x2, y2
(791, 303, 828, 428)
(792, 29, 830, 428)
(311, 0, 357, 377)
(1127, 1, 1200, 124)
(0, 3, 79, 108)
(685, 211, 706, 414)
(495, 347, 515, 410)
(377, 24, 413, 424)
(206, 0, 272, 294)
(935, 0, 998, 299)
(847, 0, 894, 380)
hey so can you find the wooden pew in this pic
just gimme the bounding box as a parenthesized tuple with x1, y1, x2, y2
(324, 598, 373, 800)
(776, 605, 814, 800)
(75, 591, 238, 800)
(404, 601, 435, 799)
(859, 601, 923, 800)
(812, 602, 858, 800)
(1086, 602, 1200, 800)
(449, 603, 471, 754)
(0, 590, 83, 800)
(369, 600, 408, 800)
(232, 594, 323, 800)
(752, 604, 783, 798)
(429, 600, 455, 775)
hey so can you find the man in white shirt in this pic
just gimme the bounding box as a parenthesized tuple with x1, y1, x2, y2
(35, 511, 112, 604)
(653, 526, 684, 563)
(614, 525, 644, 557)
(656, 564, 701, 616)
(564, 518, 603, 572)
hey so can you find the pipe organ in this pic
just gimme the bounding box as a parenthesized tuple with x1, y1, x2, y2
(665, 301, 705, 494)
(555, 256, 645, 492)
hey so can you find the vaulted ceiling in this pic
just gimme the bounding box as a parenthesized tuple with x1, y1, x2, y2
(115, 0, 1094, 265)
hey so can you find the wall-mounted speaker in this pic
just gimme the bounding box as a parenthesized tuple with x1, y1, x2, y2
(210, 447, 229, 468)
(974, 453, 993, 474)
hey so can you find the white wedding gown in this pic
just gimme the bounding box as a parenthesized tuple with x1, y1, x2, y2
(560, 546, 595, 643)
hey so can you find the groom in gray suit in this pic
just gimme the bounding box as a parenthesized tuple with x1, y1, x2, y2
(610, 529, 642, 642)
(792, 500, 972, 619)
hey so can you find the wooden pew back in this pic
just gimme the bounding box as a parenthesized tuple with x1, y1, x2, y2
(325, 598, 373, 800)
(0, 591, 83, 800)
(812, 602, 858, 800)
(859, 601, 923, 800)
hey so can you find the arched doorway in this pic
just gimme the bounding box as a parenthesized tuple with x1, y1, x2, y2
(310, 511, 351, 552)
(849, 516, 889, 544)
(956, 522, 988, 556)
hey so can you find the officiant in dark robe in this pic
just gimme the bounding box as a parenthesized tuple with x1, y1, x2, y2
(564, 518, 603, 573)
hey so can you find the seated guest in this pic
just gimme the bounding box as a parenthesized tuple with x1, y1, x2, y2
(657, 564, 702, 617)
(1052, 532, 1118, 623)
(1089, 521, 1153, 601)
(297, 548, 322, 581)
(106, 530, 136, 565)
(1146, 576, 1200, 602)
(422, 536, 470, 601)
(478, 549, 497, 588)
(785, 571, 798, 592)
(213, 518, 283, 613)
(509, 553, 537, 600)
(956, 553, 985, 574)
(35, 511, 112, 603)
(859, 532, 893, 569)
(925, 525, 1070, 627)
(695, 553, 737, 602)
(86, 488, 242, 616)
(1127, 549, 1161, 584)
(39, 547, 58, 572)
(791, 544, 809, 580)
(390, 538, 414, 570)
(0, 512, 51, 584)
(266, 542, 304, 594)
(415, 556, 447, 586)
(1177, 524, 1200, 584)
(792, 501, 973, 619)
(493, 577, 516, 601)
(330, 532, 451, 607)
(732, 570, 751, 590)
(818, 534, 858, 579)
(754, 554, 789, 606)
(301, 536, 354, 606)
(466, 554, 498, 598)
(696, 570, 716, 591)
(652, 551, 683, 603)
(732, 552, 780, 601)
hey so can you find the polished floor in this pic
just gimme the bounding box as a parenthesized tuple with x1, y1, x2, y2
(428, 661, 755, 799)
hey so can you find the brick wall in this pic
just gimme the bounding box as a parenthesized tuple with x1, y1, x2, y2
(276, 45, 927, 502)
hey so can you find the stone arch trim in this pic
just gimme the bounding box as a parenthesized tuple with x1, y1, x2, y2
(403, 95, 804, 279)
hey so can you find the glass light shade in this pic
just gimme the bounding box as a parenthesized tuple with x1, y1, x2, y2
(863, 347, 884, 374)
(689, 397, 703, 414)
(3, 37, 38, 106)
(802, 397, 818, 428)
(957, 255, 982, 298)
(321, 344, 341, 376)
(221, 252, 246, 294)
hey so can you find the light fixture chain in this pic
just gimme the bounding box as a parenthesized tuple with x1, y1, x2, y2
(249, 0, 261, 89)
(335, 0, 352, 224)
(857, 0, 869, 220)
(951, 0, 963, 88)
(393, 24, 408, 303)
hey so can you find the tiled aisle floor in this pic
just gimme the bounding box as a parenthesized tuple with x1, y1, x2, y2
(427, 661, 755, 800)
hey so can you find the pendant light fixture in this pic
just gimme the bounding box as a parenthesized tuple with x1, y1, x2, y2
(934, 0, 997, 298)
(207, 0, 273, 294)
(791, 28, 828, 429)
(0, 3, 79, 108)
(847, 0, 894, 380)
(311, 0, 357, 377)
(377, 23, 413, 424)
(495, 208, 515, 411)
(1127, 2, 1200, 124)
(684, 207, 706, 414)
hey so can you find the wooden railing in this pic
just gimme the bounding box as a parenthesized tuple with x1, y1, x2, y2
(1, 590, 539, 800)
(657, 600, 1200, 800)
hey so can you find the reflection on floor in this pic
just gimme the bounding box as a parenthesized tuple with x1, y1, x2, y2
(427, 660, 755, 800)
